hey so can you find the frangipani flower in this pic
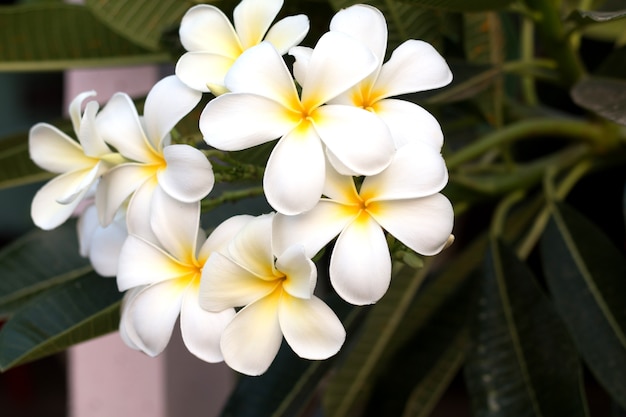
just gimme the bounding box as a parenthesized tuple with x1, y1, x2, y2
(29, 91, 123, 230)
(291, 4, 452, 149)
(117, 188, 252, 362)
(94, 75, 213, 235)
(175, 0, 310, 95)
(273, 141, 454, 305)
(200, 32, 395, 215)
(200, 213, 346, 376)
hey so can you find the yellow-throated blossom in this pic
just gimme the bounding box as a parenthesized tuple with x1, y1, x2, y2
(292, 4, 452, 150)
(94, 75, 214, 237)
(175, 0, 309, 95)
(200, 32, 395, 215)
(117, 188, 252, 361)
(273, 141, 454, 305)
(200, 213, 346, 376)
(29, 91, 123, 230)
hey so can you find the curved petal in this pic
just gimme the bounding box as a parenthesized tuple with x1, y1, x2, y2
(175, 52, 235, 94)
(279, 294, 345, 360)
(273, 200, 353, 258)
(119, 286, 145, 351)
(78, 100, 111, 157)
(220, 290, 283, 376)
(265, 14, 310, 54)
(68, 90, 96, 135)
(158, 144, 214, 203)
(361, 141, 448, 201)
(77, 204, 99, 257)
(322, 160, 361, 204)
(29, 123, 93, 173)
(227, 213, 276, 278)
(288, 45, 312, 87)
(124, 280, 186, 357)
(374, 40, 452, 99)
(313, 105, 394, 176)
(143, 76, 202, 150)
(275, 244, 316, 299)
(117, 234, 192, 291)
(55, 162, 103, 205)
(300, 31, 377, 109)
(180, 286, 235, 363)
(96, 163, 152, 226)
(373, 99, 444, 150)
(200, 93, 296, 151)
(367, 193, 454, 256)
(263, 125, 325, 215)
(124, 177, 158, 241)
(198, 214, 254, 262)
(88, 216, 128, 277)
(329, 4, 387, 63)
(179, 4, 241, 57)
(233, 0, 282, 49)
(330, 214, 391, 305)
(200, 252, 279, 312)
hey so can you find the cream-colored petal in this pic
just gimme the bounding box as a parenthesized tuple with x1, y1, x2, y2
(330, 214, 391, 305)
(88, 214, 128, 277)
(322, 159, 361, 204)
(175, 52, 235, 93)
(29, 123, 93, 173)
(279, 294, 345, 360)
(367, 194, 454, 256)
(78, 100, 112, 157)
(179, 4, 241, 57)
(264, 14, 310, 54)
(68, 90, 96, 135)
(77, 204, 99, 257)
(220, 290, 283, 376)
(275, 244, 316, 299)
(119, 286, 145, 351)
(329, 4, 387, 62)
(158, 144, 214, 203)
(55, 162, 103, 205)
(227, 213, 276, 279)
(198, 214, 254, 262)
(124, 177, 158, 242)
(288, 45, 312, 87)
(233, 0, 283, 49)
(96, 163, 152, 227)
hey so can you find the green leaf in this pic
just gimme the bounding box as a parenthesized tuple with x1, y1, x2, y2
(0, 3, 169, 71)
(540, 201, 626, 409)
(85, 0, 197, 51)
(571, 77, 626, 125)
(465, 239, 588, 417)
(0, 271, 122, 371)
(0, 221, 91, 316)
(401, 0, 514, 12)
(0, 131, 51, 190)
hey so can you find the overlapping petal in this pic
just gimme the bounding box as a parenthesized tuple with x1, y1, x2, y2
(372, 99, 444, 149)
(233, 0, 283, 49)
(198, 214, 254, 262)
(175, 53, 236, 93)
(329, 4, 387, 63)
(68, 90, 96, 134)
(29, 124, 94, 173)
(275, 244, 316, 299)
(78, 101, 112, 157)
(178, 4, 241, 56)
(158, 144, 215, 203)
(227, 213, 276, 278)
(96, 163, 153, 226)
(264, 15, 310, 54)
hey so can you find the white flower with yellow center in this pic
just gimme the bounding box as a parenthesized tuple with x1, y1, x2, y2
(200, 213, 346, 376)
(273, 141, 454, 305)
(291, 4, 452, 150)
(117, 188, 252, 361)
(175, 0, 310, 95)
(29, 91, 123, 230)
(94, 75, 214, 236)
(200, 32, 395, 215)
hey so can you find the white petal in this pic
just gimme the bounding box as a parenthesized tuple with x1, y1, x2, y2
(119, 286, 145, 351)
(300, 31, 377, 109)
(88, 216, 128, 277)
(55, 163, 103, 205)
(179, 4, 241, 57)
(200, 93, 296, 151)
(289, 45, 312, 86)
(200, 252, 279, 312)
(180, 286, 235, 363)
(373, 99, 444, 150)
(175, 52, 235, 93)
(330, 215, 391, 305)
(233, 0, 282, 49)
(77, 204, 99, 257)
(368, 194, 454, 256)
(29, 123, 93, 173)
(143, 76, 202, 150)
(96, 163, 152, 226)
(263, 126, 325, 215)
(220, 290, 283, 376)
(227, 213, 276, 278)
(275, 244, 316, 299)
(78, 100, 112, 157)
(279, 294, 345, 360)
(375, 40, 452, 99)
(322, 160, 361, 203)
(124, 280, 186, 357)
(361, 141, 448, 201)
(273, 200, 351, 258)
(329, 4, 387, 62)
(264, 14, 310, 54)
(198, 214, 254, 262)
(313, 105, 394, 176)
(117, 235, 191, 291)
(68, 90, 96, 135)
(124, 178, 158, 242)
(157, 144, 214, 203)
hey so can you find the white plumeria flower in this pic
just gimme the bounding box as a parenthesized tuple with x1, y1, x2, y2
(292, 4, 452, 150)
(117, 188, 252, 362)
(273, 141, 454, 305)
(200, 32, 395, 215)
(200, 213, 346, 376)
(175, 0, 310, 95)
(94, 75, 214, 236)
(29, 91, 123, 230)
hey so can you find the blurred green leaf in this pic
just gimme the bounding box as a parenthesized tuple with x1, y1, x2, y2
(568, 8, 626, 24)
(0, 131, 50, 190)
(401, 0, 514, 12)
(541, 201, 626, 409)
(0, 271, 122, 371)
(0, 3, 169, 71)
(85, 0, 197, 51)
(571, 77, 626, 125)
(0, 221, 90, 316)
(465, 239, 588, 417)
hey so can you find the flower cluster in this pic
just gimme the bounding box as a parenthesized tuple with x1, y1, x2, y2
(28, 0, 454, 376)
